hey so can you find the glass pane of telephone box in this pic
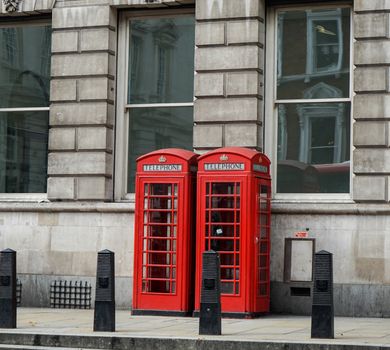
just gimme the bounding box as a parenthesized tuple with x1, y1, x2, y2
(205, 181, 241, 295)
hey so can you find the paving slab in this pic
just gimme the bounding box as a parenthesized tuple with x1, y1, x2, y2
(0, 308, 389, 350)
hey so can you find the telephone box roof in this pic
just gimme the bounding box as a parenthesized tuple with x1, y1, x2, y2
(198, 147, 267, 161)
(137, 148, 198, 162)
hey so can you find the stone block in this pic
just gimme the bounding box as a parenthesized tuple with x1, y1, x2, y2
(52, 52, 112, 77)
(354, 0, 390, 12)
(353, 176, 387, 202)
(196, 22, 225, 46)
(224, 122, 260, 147)
(38, 213, 59, 226)
(227, 20, 264, 45)
(354, 67, 387, 92)
(354, 94, 390, 119)
(193, 124, 223, 148)
(355, 40, 390, 65)
(50, 79, 77, 101)
(194, 73, 224, 97)
(48, 152, 112, 176)
(112, 0, 191, 5)
(80, 28, 116, 52)
(58, 212, 103, 227)
(19, 0, 35, 12)
(52, 6, 112, 29)
(226, 71, 261, 96)
(196, 45, 262, 71)
(78, 77, 115, 101)
(77, 126, 112, 151)
(354, 148, 390, 173)
(77, 176, 111, 200)
(49, 128, 76, 150)
(50, 102, 114, 126)
(34, 0, 55, 11)
(52, 31, 78, 53)
(194, 98, 260, 122)
(47, 177, 76, 200)
(196, 0, 264, 20)
(353, 121, 388, 146)
(51, 225, 100, 252)
(354, 13, 388, 39)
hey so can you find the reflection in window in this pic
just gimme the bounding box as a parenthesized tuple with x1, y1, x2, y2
(0, 111, 49, 193)
(0, 25, 51, 193)
(0, 26, 51, 108)
(128, 17, 195, 104)
(127, 16, 195, 193)
(127, 107, 193, 193)
(277, 103, 350, 193)
(276, 7, 350, 194)
(277, 8, 350, 100)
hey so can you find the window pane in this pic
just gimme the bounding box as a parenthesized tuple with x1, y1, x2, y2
(277, 8, 350, 99)
(0, 111, 49, 193)
(277, 103, 350, 193)
(0, 26, 51, 108)
(127, 107, 193, 192)
(128, 16, 195, 104)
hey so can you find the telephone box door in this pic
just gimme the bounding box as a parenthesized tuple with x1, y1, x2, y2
(195, 147, 271, 318)
(200, 179, 247, 310)
(132, 149, 197, 316)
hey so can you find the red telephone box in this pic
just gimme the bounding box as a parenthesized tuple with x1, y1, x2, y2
(194, 147, 271, 318)
(132, 148, 198, 316)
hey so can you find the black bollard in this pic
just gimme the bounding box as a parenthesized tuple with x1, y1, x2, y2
(311, 250, 334, 339)
(199, 250, 221, 335)
(0, 249, 16, 328)
(93, 250, 115, 332)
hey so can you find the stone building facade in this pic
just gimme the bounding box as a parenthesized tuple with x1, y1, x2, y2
(0, 0, 389, 316)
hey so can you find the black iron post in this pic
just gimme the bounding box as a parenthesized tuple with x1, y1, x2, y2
(199, 250, 221, 335)
(311, 250, 334, 339)
(0, 249, 16, 328)
(93, 249, 115, 332)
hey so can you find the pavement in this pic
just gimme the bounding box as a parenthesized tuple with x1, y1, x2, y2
(0, 308, 390, 350)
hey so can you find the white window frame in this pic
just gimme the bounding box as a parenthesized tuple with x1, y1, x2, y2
(264, 3, 354, 202)
(115, 8, 195, 201)
(0, 19, 51, 201)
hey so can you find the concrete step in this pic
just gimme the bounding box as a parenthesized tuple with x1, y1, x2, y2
(0, 345, 100, 350)
(0, 332, 388, 350)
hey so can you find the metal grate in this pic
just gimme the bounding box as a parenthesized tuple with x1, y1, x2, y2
(50, 280, 91, 309)
(16, 279, 22, 307)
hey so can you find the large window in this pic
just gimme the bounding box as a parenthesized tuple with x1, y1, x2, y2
(266, 6, 351, 196)
(116, 10, 195, 197)
(0, 23, 51, 194)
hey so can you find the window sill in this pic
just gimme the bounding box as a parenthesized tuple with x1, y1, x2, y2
(271, 201, 390, 215)
(0, 193, 48, 202)
(0, 201, 135, 213)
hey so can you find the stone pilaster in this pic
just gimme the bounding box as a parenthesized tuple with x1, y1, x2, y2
(0, 0, 55, 15)
(47, 2, 116, 201)
(353, 1, 390, 202)
(194, 0, 265, 151)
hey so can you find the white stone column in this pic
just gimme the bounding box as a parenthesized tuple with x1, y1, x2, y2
(47, 1, 116, 201)
(353, 0, 390, 202)
(194, 0, 265, 151)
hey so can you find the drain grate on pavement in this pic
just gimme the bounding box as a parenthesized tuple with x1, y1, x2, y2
(50, 280, 92, 309)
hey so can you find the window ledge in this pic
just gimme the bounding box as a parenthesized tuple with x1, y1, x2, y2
(272, 201, 390, 215)
(0, 201, 135, 213)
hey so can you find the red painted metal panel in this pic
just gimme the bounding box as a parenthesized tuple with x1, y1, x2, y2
(132, 149, 198, 315)
(195, 147, 271, 317)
